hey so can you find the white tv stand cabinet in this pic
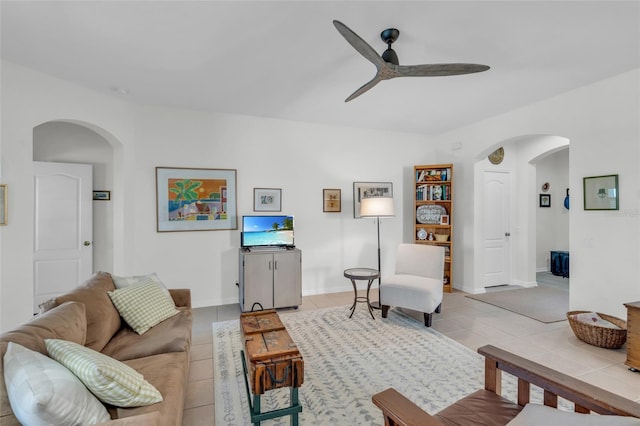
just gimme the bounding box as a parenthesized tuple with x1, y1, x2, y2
(238, 247, 302, 312)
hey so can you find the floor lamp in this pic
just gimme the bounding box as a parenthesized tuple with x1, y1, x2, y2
(360, 197, 395, 307)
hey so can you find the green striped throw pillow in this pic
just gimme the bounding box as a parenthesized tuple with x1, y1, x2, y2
(45, 339, 162, 407)
(108, 281, 179, 334)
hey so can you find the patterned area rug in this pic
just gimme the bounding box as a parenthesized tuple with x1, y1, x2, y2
(213, 306, 535, 425)
(466, 285, 568, 323)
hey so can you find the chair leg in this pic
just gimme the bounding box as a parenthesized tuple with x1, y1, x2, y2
(435, 303, 442, 314)
(381, 305, 390, 318)
(424, 312, 433, 327)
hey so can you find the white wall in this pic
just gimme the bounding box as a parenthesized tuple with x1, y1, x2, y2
(2, 60, 638, 329)
(0, 61, 432, 331)
(433, 69, 640, 318)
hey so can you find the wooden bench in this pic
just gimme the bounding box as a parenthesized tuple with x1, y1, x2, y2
(240, 310, 304, 425)
(372, 344, 640, 426)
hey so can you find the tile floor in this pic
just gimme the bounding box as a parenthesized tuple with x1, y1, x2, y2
(182, 289, 639, 425)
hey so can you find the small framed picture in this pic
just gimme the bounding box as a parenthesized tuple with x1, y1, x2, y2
(93, 190, 111, 201)
(323, 189, 341, 213)
(583, 174, 619, 210)
(539, 193, 551, 208)
(440, 214, 449, 225)
(254, 188, 281, 212)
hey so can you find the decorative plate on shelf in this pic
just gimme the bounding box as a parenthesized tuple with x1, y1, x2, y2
(416, 205, 447, 224)
(417, 228, 427, 240)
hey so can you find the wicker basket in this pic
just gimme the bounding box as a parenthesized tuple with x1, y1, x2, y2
(566, 310, 627, 349)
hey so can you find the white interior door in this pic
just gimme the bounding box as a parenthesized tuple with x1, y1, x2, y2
(483, 171, 511, 287)
(33, 161, 93, 313)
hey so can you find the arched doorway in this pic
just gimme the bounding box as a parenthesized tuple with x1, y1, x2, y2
(32, 120, 116, 307)
(472, 135, 570, 294)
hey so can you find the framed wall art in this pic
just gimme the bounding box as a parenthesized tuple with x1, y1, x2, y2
(353, 182, 393, 218)
(323, 188, 341, 212)
(254, 188, 281, 212)
(583, 174, 619, 211)
(0, 184, 6, 226)
(539, 193, 551, 208)
(93, 190, 111, 201)
(156, 167, 237, 232)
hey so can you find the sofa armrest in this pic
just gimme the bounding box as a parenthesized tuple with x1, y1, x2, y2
(169, 289, 191, 309)
(372, 388, 444, 426)
(96, 411, 160, 425)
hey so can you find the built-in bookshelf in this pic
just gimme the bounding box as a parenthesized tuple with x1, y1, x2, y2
(414, 164, 453, 293)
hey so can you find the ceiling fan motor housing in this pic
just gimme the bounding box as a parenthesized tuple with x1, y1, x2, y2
(381, 28, 400, 64)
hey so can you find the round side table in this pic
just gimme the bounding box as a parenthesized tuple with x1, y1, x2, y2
(343, 268, 380, 319)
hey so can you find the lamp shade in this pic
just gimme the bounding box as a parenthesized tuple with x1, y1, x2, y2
(360, 197, 395, 217)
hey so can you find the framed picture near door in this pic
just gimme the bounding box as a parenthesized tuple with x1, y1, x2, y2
(583, 174, 619, 210)
(539, 193, 551, 208)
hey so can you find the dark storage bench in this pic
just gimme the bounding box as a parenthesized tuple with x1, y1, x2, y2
(550, 250, 569, 278)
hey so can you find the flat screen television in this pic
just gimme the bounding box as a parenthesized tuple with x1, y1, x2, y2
(241, 215, 295, 248)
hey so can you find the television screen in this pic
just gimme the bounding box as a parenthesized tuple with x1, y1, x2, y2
(241, 215, 294, 248)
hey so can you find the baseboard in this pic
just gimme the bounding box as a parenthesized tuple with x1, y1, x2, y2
(512, 279, 538, 288)
(302, 284, 352, 297)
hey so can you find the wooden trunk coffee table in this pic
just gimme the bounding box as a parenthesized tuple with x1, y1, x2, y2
(240, 309, 304, 425)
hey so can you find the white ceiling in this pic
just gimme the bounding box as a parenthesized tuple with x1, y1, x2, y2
(2, 1, 639, 135)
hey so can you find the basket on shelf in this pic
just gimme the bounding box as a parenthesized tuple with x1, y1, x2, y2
(566, 310, 627, 349)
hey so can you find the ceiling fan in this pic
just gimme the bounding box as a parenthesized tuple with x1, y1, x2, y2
(333, 20, 490, 102)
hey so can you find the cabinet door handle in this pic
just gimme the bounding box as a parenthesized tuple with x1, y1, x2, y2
(268, 261, 272, 270)
(274, 261, 278, 270)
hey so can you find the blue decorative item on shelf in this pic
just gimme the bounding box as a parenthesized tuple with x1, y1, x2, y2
(564, 188, 570, 210)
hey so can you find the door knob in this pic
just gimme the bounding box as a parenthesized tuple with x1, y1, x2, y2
(83, 241, 92, 246)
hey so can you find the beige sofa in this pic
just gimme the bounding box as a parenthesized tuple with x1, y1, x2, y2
(0, 272, 193, 425)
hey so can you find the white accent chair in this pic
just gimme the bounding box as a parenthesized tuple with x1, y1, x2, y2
(380, 243, 445, 327)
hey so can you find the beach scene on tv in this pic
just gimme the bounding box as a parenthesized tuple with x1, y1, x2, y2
(243, 216, 294, 247)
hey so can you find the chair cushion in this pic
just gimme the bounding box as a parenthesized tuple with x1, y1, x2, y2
(507, 403, 640, 426)
(381, 274, 443, 313)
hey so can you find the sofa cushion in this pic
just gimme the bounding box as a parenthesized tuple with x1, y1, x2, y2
(52, 271, 122, 351)
(3, 342, 111, 425)
(507, 403, 640, 425)
(101, 308, 192, 362)
(112, 272, 172, 299)
(0, 301, 87, 418)
(108, 281, 179, 335)
(112, 352, 190, 426)
(45, 339, 163, 407)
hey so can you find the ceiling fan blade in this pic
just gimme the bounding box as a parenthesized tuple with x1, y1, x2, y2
(333, 20, 385, 68)
(398, 63, 490, 77)
(345, 75, 383, 102)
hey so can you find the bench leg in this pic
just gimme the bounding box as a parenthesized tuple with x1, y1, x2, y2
(290, 387, 299, 426)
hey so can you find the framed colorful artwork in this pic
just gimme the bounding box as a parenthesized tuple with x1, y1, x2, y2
(156, 167, 237, 232)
